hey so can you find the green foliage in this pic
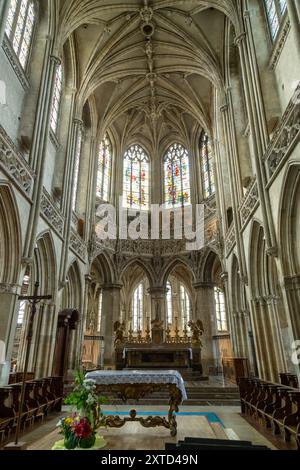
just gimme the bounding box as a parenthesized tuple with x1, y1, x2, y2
(63, 369, 108, 429)
(64, 433, 78, 450)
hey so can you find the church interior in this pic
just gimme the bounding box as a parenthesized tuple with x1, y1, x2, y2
(0, 0, 300, 452)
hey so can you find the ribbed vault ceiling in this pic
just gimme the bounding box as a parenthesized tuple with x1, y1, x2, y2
(58, 0, 239, 152)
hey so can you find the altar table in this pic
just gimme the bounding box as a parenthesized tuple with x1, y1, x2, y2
(85, 370, 187, 436)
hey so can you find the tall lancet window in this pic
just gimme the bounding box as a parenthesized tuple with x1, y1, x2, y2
(71, 127, 82, 211)
(96, 133, 112, 201)
(166, 281, 173, 324)
(214, 287, 227, 332)
(50, 63, 63, 134)
(97, 290, 103, 333)
(264, 0, 287, 40)
(123, 145, 150, 210)
(164, 143, 191, 208)
(200, 132, 215, 199)
(5, 0, 36, 69)
(132, 283, 143, 332)
(180, 284, 191, 329)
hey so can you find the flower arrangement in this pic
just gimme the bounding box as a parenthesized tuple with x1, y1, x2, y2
(56, 370, 107, 450)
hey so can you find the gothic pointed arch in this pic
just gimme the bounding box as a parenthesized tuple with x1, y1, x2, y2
(0, 183, 22, 285)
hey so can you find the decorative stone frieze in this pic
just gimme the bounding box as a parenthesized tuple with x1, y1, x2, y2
(0, 125, 34, 197)
(269, 18, 291, 71)
(70, 229, 86, 261)
(225, 224, 236, 257)
(264, 83, 300, 181)
(40, 188, 64, 237)
(0, 283, 18, 294)
(239, 178, 259, 229)
(2, 36, 29, 90)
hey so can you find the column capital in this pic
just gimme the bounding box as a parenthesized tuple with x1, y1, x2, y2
(0, 283, 19, 295)
(220, 103, 228, 113)
(234, 32, 247, 47)
(283, 275, 300, 291)
(101, 282, 123, 291)
(84, 274, 92, 284)
(220, 271, 228, 282)
(193, 281, 214, 290)
(147, 286, 168, 297)
(73, 118, 83, 127)
(266, 246, 278, 257)
(50, 55, 61, 66)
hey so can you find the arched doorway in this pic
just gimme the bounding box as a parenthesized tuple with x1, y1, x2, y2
(53, 309, 79, 376)
(53, 261, 82, 376)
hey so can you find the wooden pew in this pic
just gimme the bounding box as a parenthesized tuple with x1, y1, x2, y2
(239, 376, 300, 450)
(280, 373, 299, 389)
(0, 387, 16, 444)
(0, 375, 64, 445)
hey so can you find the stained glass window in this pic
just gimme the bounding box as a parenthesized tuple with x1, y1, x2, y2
(164, 143, 191, 209)
(5, 0, 36, 69)
(166, 281, 173, 324)
(264, 0, 287, 40)
(214, 287, 227, 332)
(133, 283, 143, 332)
(71, 127, 82, 211)
(200, 132, 215, 199)
(50, 63, 62, 134)
(17, 272, 30, 324)
(180, 284, 191, 329)
(123, 145, 149, 210)
(96, 133, 112, 201)
(97, 290, 102, 332)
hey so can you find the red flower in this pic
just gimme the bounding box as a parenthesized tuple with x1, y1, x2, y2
(72, 418, 93, 439)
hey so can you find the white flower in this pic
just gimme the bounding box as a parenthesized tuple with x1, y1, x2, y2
(83, 379, 96, 391)
(86, 393, 97, 405)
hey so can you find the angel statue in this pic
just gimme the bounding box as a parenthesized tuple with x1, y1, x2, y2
(188, 319, 204, 345)
(113, 320, 125, 345)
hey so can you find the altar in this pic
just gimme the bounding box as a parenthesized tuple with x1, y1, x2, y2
(113, 317, 204, 373)
(123, 345, 193, 369)
(85, 370, 187, 436)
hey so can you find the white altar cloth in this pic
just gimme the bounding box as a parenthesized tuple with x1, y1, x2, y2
(85, 369, 187, 401)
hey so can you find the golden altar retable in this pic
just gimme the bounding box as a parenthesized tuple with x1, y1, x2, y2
(85, 370, 187, 436)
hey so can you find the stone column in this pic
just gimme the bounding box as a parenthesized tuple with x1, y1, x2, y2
(83, 135, 97, 241)
(265, 295, 287, 376)
(193, 282, 215, 375)
(293, 0, 300, 23)
(283, 275, 300, 344)
(250, 298, 269, 379)
(100, 283, 122, 368)
(147, 286, 167, 327)
(23, 55, 61, 259)
(0, 0, 9, 44)
(220, 103, 248, 282)
(59, 118, 83, 284)
(286, 0, 300, 55)
(77, 274, 92, 365)
(234, 32, 277, 253)
(232, 312, 243, 357)
(0, 283, 19, 385)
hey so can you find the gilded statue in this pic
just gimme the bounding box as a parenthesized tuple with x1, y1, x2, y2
(188, 319, 204, 345)
(114, 320, 125, 345)
(151, 314, 164, 330)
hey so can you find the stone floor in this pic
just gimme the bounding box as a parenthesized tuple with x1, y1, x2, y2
(14, 405, 277, 451)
